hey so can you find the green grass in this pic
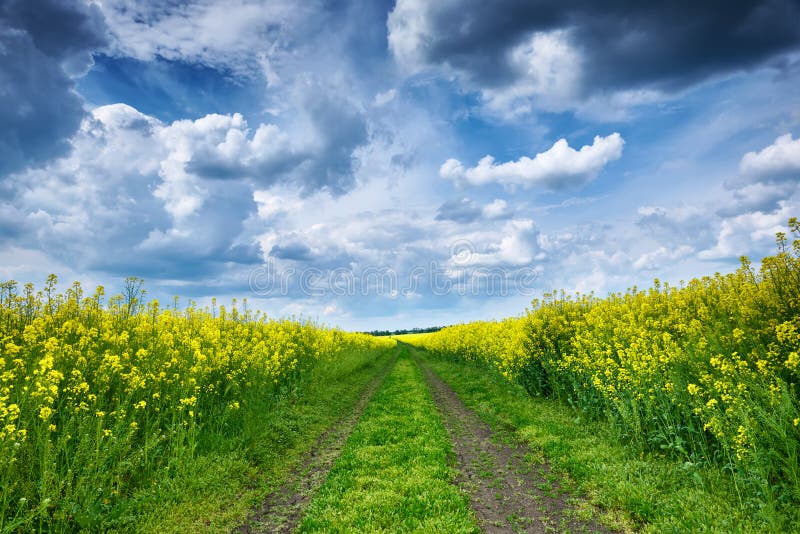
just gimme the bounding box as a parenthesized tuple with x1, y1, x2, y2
(418, 351, 780, 533)
(299, 348, 479, 533)
(124, 346, 397, 533)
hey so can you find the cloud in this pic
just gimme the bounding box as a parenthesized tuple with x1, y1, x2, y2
(456, 219, 543, 267)
(373, 89, 397, 107)
(633, 245, 694, 271)
(435, 198, 483, 223)
(637, 134, 800, 264)
(483, 199, 511, 219)
(387, 0, 800, 115)
(440, 133, 623, 189)
(0, 0, 108, 176)
(718, 133, 800, 217)
(298, 91, 369, 194)
(636, 205, 714, 248)
(0, 102, 335, 282)
(253, 191, 302, 220)
(149, 95, 368, 223)
(0, 90, 378, 289)
(699, 207, 793, 260)
(738, 133, 800, 183)
(435, 197, 513, 223)
(480, 30, 582, 116)
(270, 242, 314, 261)
(720, 181, 797, 217)
(155, 113, 300, 220)
(97, 0, 313, 78)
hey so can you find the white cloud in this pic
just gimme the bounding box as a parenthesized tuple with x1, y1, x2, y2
(636, 134, 800, 264)
(699, 205, 794, 260)
(253, 191, 303, 220)
(0, 102, 322, 277)
(373, 89, 398, 107)
(386, 0, 441, 72)
(98, 0, 313, 77)
(634, 245, 694, 271)
(440, 133, 624, 189)
(739, 133, 800, 183)
(482, 30, 582, 117)
(456, 219, 542, 267)
(482, 199, 510, 219)
(154, 113, 302, 221)
(722, 181, 797, 216)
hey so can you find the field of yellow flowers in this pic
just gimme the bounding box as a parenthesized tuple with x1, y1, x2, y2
(414, 217, 800, 519)
(0, 278, 392, 531)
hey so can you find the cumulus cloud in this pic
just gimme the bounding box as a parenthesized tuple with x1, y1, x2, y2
(155, 113, 301, 220)
(699, 207, 794, 260)
(387, 0, 800, 116)
(0, 0, 108, 176)
(481, 30, 582, 116)
(144, 94, 368, 223)
(738, 133, 800, 183)
(298, 91, 369, 194)
(483, 199, 511, 219)
(637, 134, 800, 264)
(269, 241, 314, 261)
(440, 133, 623, 189)
(2, 104, 169, 271)
(0, 98, 370, 282)
(253, 191, 303, 220)
(717, 133, 800, 217)
(456, 219, 543, 267)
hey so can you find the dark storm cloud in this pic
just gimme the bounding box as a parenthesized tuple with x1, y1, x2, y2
(435, 198, 482, 223)
(0, 0, 108, 177)
(393, 0, 800, 93)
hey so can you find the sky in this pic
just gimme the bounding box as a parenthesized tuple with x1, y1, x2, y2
(1, 0, 800, 330)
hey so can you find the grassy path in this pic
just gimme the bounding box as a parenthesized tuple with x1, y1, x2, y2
(135, 347, 396, 533)
(235, 347, 400, 533)
(417, 350, 768, 532)
(298, 347, 479, 533)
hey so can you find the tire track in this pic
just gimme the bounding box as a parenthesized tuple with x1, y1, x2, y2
(233, 348, 399, 534)
(414, 351, 612, 534)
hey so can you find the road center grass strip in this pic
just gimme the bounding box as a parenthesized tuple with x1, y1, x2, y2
(419, 350, 775, 533)
(298, 348, 479, 533)
(235, 346, 400, 533)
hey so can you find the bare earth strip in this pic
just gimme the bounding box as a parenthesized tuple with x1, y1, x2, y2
(233, 349, 399, 534)
(416, 356, 612, 534)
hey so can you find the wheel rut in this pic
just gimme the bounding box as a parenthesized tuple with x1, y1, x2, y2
(415, 354, 612, 534)
(233, 349, 399, 534)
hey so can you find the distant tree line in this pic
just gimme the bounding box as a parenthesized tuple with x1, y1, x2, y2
(364, 326, 445, 337)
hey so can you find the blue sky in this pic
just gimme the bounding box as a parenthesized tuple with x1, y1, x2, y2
(1, 0, 800, 330)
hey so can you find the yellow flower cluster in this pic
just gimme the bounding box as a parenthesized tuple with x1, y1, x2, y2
(412, 217, 800, 502)
(0, 278, 393, 525)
